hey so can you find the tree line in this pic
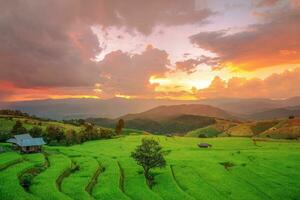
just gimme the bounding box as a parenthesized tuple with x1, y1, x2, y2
(6, 120, 115, 145)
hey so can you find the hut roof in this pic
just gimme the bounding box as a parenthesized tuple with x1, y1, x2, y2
(198, 143, 212, 148)
(6, 134, 45, 147)
(14, 134, 32, 140)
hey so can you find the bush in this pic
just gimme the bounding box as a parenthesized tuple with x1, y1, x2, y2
(29, 126, 43, 137)
(65, 129, 77, 145)
(11, 120, 27, 135)
(45, 125, 65, 144)
(198, 133, 207, 138)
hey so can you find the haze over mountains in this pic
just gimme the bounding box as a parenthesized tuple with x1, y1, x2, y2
(1, 96, 300, 120)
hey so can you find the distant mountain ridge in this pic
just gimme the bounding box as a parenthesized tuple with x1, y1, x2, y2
(87, 104, 235, 134)
(247, 105, 300, 120)
(120, 104, 235, 121)
(1, 96, 300, 120)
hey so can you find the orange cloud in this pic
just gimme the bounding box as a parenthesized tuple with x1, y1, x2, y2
(98, 45, 170, 98)
(0, 81, 99, 102)
(190, 5, 300, 71)
(196, 67, 300, 99)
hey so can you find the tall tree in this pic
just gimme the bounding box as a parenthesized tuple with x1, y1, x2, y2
(131, 138, 166, 187)
(115, 119, 125, 135)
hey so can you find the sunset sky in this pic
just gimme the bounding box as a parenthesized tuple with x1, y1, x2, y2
(0, 0, 300, 101)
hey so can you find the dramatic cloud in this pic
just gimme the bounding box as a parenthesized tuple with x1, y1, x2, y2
(98, 45, 170, 97)
(196, 67, 300, 99)
(0, 1, 101, 88)
(174, 56, 220, 74)
(252, 0, 279, 7)
(0, 0, 212, 101)
(190, 5, 300, 71)
(1, 0, 300, 101)
(0, 81, 99, 102)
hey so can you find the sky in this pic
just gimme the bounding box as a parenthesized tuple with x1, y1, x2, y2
(0, 0, 300, 101)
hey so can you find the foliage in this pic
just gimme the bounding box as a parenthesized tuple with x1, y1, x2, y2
(250, 120, 279, 135)
(29, 126, 43, 137)
(289, 115, 295, 119)
(62, 119, 85, 126)
(10, 120, 27, 135)
(88, 115, 216, 134)
(64, 129, 78, 145)
(115, 119, 125, 135)
(45, 125, 65, 144)
(0, 109, 30, 117)
(131, 138, 166, 187)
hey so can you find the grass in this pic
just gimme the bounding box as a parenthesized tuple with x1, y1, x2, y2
(30, 153, 73, 200)
(0, 153, 44, 200)
(250, 120, 279, 135)
(223, 124, 254, 137)
(186, 126, 222, 137)
(119, 159, 163, 200)
(0, 136, 300, 200)
(186, 119, 238, 138)
(0, 116, 82, 136)
(61, 156, 99, 200)
(0, 151, 23, 170)
(92, 158, 131, 200)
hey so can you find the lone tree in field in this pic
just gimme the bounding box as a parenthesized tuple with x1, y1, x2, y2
(131, 138, 166, 187)
(115, 119, 125, 135)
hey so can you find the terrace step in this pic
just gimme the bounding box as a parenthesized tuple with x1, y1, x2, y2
(0, 154, 44, 200)
(30, 153, 73, 200)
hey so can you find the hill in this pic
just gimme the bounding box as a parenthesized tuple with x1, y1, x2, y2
(88, 104, 234, 134)
(0, 112, 116, 145)
(247, 105, 300, 120)
(2, 96, 300, 120)
(185, 118, 300, 140)
(200, 96, 300, 115)
(0, 98, 197, 120)
(185, 119, 238, 137)
(120, 104, 234, 121)
(260, 118, 300, 139)
(89, 114, 217, 135)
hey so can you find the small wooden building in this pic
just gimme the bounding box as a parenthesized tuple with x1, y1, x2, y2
(198, 143, 212, 148)
(7, 134, 45, 153)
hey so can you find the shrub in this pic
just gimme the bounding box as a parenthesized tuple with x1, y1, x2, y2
(29, 126, 43, 137)
(45, 125, 65, 144)
(198, 133, 207, 138)
(65, 129, 77, 145)
(11, 120, 27, 135)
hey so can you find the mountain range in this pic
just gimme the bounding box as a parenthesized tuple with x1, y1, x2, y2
(1, 96, 300, 120)
(87, 104, 230, 134)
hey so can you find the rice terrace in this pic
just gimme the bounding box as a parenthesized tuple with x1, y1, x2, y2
(0, 112, 300, 200)
(1, 0, 300, 199)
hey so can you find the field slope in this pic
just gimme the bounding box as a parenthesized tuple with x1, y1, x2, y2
(0, 136, 299, 200)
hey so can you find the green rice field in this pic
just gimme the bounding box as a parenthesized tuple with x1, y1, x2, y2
(0, 136, 300, 200)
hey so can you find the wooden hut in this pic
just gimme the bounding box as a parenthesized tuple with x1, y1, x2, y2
(198, 143, 212, 148)
(7, 134, 45, 153)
